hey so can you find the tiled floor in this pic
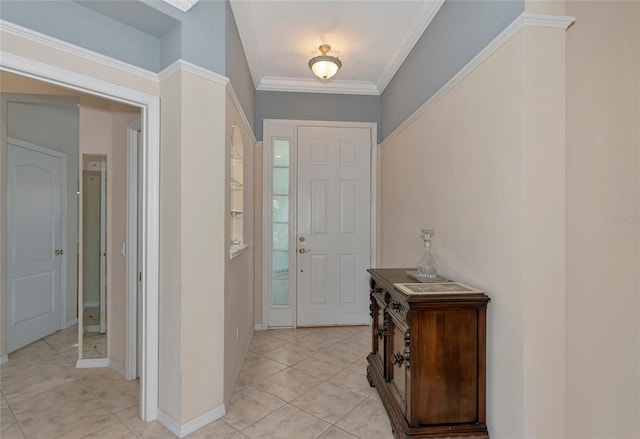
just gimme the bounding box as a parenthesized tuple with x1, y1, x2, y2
(1, 325, 394, 438)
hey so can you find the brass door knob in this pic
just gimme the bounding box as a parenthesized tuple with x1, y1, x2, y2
(298, 248, 311, 254)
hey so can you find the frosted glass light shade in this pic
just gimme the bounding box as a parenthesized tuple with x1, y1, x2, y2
(308, 44, 342, 80)
(309, 56, 341, 79)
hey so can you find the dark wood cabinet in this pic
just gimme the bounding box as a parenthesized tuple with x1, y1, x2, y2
(366, 268, 490, 439)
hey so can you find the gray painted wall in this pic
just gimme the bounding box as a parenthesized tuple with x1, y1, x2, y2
(1, 0, 228, 76)
(381, 0, 524, 140)
(179, 0, 226, 75)
(254, 91, 381, 141)
(0, 0, 163, 72)
(225, 1, 255, 131)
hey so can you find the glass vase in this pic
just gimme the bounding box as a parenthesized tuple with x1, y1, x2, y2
(417, 229, 437, 280)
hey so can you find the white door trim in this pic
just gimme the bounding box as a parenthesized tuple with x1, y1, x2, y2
(99, 159, 107, 335)
(125, 121, 140, 381)
(6, 137, 67, 348)
(261, 119, 377, 329)
(0, 52, 160, 421)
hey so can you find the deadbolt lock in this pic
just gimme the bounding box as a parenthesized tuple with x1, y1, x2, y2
(299, 237, 305, 243)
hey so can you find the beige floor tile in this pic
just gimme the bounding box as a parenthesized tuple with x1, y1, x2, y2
(354, 356, 369, 368)
(185, 419, 239, 438)
(54, 413, 137, 439)
(5, 340, 70, 367)
(92, 380, 140, 412)
(241, 404, 331, 439)
(14, 396, 112, 439)
(0, 365, 77, 401)
(264, 328, 316, 343)
(291, 352, 348, 380)
(0, 421, 25, 439)
(235, 356, 288, 390)
(291, 381, 366, 424)
(262, 343, 314, 366)
(115, 405, 174, 437)
(327, 363, 376, 398)
(248, 335, 287, 355)
(350, 330, 372, 348)
(293, 333, 338, 351)
(257, 368, 322, 402)
(335, 398, 394, 439)
(0, 326, 381, 439)
(1, 396, 24, 439)
(318, 426, 360, 439)
(74, 367, 137, 399)
(8, 380, 93, 417)
(320, 341, 369, 364)
(222, 386, 285, 430)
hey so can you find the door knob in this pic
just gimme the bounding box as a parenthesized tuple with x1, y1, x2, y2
(298, 248, 311, 254)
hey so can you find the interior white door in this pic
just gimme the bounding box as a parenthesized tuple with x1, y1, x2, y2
(7, 139, 65, 352)
(296, 126, 372, 326)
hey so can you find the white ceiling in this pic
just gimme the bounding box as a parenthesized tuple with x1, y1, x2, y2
(230, 0, 444, 95)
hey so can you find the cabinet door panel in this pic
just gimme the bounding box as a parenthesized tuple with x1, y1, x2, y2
(391, 321, 407, 400)
(411, 309, 478, 425)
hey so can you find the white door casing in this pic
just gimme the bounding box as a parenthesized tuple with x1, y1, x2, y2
(296, 126, 372, 326)
(99, 160, 107, 334)
(6, 138, 66, 352)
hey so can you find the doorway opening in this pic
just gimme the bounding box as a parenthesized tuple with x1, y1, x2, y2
(0, 65, 159, 422)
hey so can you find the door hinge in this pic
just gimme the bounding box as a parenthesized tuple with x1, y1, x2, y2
(139, 272, 142, 282)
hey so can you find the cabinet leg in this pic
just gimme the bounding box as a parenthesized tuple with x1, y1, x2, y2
(366, 366, 375, 388)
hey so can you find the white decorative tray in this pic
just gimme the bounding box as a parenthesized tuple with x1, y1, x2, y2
(394, 282, 484, 296)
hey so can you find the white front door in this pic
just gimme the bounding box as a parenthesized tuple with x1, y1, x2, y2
(7, 138, 66, 352)
(296, 126, 372, 326)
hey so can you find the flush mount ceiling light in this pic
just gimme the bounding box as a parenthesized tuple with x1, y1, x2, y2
(308, 44, 342, 80)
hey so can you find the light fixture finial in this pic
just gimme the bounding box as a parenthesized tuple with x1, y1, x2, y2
(308, 44, 342, 80)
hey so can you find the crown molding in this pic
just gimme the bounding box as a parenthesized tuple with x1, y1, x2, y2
(380, 12, 576, 147)
(375, 0, 445, 94)
(257, 76, 380, 96)
(162, 0, 199, 13)
(521, 12, 576, 29)
(229, 0, 263, 89)
(0, 20, 159, 82)
(158, 59, 229, 86)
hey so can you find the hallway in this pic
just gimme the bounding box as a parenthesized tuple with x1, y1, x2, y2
(1, 325, 392, 438)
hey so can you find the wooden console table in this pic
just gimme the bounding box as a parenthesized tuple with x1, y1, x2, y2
(366, 268, 490, 438)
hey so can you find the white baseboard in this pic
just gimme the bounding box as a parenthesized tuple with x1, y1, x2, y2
(157, 405, 226, 438)
(1, 354, 8, 365)
(64, 318, 78, 329)
(254, 323, 265, 331)
(76, 358, 110, 368)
